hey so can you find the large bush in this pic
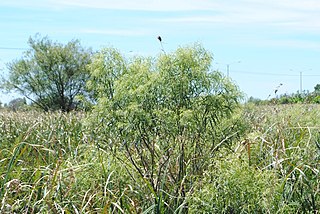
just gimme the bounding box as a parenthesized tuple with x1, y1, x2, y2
(86, 44, 243, 212)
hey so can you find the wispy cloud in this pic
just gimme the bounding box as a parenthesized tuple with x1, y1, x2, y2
(50, 0, 320, 14)
(159, 13, 320, 32)
(153, 1, 320, 33)
(270, 0, 320, 11)
(0, 0, 65, 10)
(3, 0, 320, 31)
(80, 29, 151, 37)
(258, 39, 320, 51)
(51, 0, 221, 11)
(2, 0, 320, 49)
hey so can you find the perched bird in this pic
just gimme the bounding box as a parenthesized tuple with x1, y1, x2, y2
(157, 35, 166, 53)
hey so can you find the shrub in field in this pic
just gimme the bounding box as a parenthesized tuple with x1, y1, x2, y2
(188, 153, 281, 213)
(86, 44, 243, 212)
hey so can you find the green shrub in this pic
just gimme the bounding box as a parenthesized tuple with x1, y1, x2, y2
(188, 153, 280, 213)
(86, 44, 243, 212)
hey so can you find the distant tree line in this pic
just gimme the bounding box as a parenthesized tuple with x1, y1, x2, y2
(248, 84, 320, 105)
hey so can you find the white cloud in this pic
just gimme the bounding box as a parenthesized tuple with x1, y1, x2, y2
(3, 0, 320, 14)
(49, 0, 320, 14)
(259, 39, 320, 51)
(269, 0, 320, 11)
(3, 0, 320, 28)
(0, 0, 64, 10)
(3, 0, 320, 36)
(51, 0, 221, 11)
(153, 1, 320, 33)
(80, 29, 151, 36)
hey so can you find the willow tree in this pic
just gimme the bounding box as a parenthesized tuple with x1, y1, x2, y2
(2, 35, 92, 111)
(87, 44, 243, 212)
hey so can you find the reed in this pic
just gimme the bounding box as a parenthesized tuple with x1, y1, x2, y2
(0, 104, 319, 213)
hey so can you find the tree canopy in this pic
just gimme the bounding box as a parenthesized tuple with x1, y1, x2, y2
(2, 35, 92, 112)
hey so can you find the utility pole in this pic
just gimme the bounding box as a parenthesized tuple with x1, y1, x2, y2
(291, 69, 311, 94)
(216, 61, 241, 78)
(300, 71, 302, 93)
(227, 64, 230, 77)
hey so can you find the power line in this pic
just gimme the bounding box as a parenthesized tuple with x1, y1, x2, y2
(216, 61, 241, 77)
(301, 74, 320, 77)
(230, 70, 320, 77)
(0, 47, 27, 50)
(232, 70, 297, 76)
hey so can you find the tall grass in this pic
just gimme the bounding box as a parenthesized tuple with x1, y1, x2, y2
(0, 110, 171, 213)
(187, 104, 319, 213)
(0, 105, 319, 213)
(242, 104, 320, 212)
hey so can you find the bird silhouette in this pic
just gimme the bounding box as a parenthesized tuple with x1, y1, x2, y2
(157, 36, 166, 53)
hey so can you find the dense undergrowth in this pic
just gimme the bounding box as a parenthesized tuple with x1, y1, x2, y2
(0, 104, 319, 213)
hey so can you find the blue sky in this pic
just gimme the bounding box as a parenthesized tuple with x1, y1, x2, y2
(1, 0, 320, 103)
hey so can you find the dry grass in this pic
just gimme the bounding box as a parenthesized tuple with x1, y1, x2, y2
(0, 105, 319, 213)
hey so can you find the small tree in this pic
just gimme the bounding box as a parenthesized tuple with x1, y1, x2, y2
(8, 98, 27, 111)
(1, 35, 92, 112)
(87, 44, 243, 212)
(314, 84, 320, 94)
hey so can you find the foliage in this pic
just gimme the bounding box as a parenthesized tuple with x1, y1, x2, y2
(0, 110, 141, 213)
(86, 47, 127, 102)
(8, 98, 27, 111)
(1, 35, 92, 112)
(242, 104, 320, 213)
(314, 84, 320, 94)
(1, 41, 319, 213)
(87, 44, 243, 212)
(188, 104, 320, 213)
(0, 104, 319, 213)
(188, 153, 281, 213)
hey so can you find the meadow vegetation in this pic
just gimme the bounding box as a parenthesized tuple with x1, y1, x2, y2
(0, 42, 319, 213)
(1, 104, 319, 213)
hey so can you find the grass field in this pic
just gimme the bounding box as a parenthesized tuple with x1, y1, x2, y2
(0, 104, 319, 213)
